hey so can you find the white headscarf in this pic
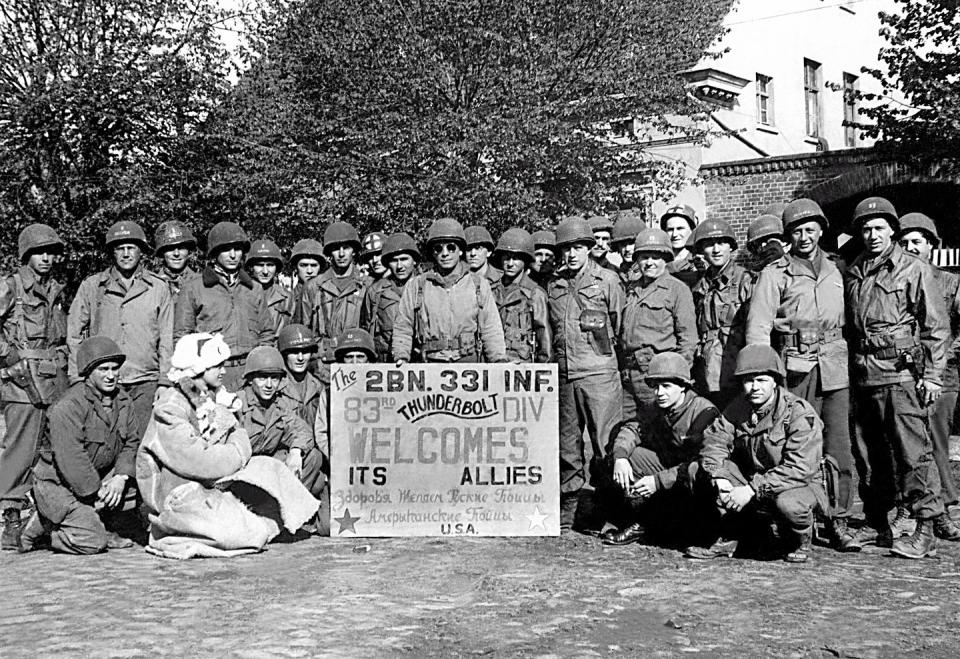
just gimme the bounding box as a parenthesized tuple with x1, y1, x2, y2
(167, 333, 231, 382)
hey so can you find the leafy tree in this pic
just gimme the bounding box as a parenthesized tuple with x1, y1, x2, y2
(201, 0, 732, 241)
(860, 0, 960, 175)
(0, 0, 230, 275)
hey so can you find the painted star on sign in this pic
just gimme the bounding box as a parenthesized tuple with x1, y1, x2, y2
(526, 505, 549, 532)
(334, 508, 361, 535)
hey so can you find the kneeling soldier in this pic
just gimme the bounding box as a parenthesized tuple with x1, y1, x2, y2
(335, 328, 377, 364)
(21, 337, 140, 554)
(598, 353, 720, 546)
(685, 345, 825, 563)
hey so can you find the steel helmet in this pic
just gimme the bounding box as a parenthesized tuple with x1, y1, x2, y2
(782, 198, 829, 233)
(243, 346, 287, 379)
(494, 228, 535, 262)
(465, 226, 495, 250)
(381, 232, 421, 263)
(531, 230, 556, 249)
(555, 216, 595, 248)
(323, 222, 361, 254)
(644, 352, 693, 387)
(694, 219, 738, 251)
(734, 344, 786, 381)
(206, 222, 250, 257)
(633, 227, 674, 261)
(853, 197, 898, 230)
(278, 323, 318, 354)
(361, 232, 386, 258)
(18, 224, 64, 262)
(762, 202, 787, 219)
(897, 212, 940, 248)
(660, 204, 697, 231)
(426, 218, 467, 248)
(747, 214, 785, 247)
(77, 335, 126, 377)
(105, 221, 150, 252)
(587, 214, 613, 234)
(291, 238, 325, 264)
(154, 221, 196, 255)
(611, 211, 645, 246)
(334, 328, 377, 361)
(247, 239, 284, 266)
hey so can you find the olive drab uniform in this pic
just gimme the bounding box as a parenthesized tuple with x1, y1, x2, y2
(929, 266, 960, 505)
(361, 276, 405, 362)
(157, 266, 197, 305)
(693, 261, 755, 404)
(619, 273, 697, 421)
(67, 266, 173, 438)
(746, 249, 856, 519)
(174, 267, 275, 391)
(392, 261, 507, 363)
(295, 269, 369, 380)
(263, 284, 293, 334)
(0, 267, 69, 514)
(548, 258, 625, 496)
(845, 243, 950, 527)
(491, 273, 552, 363)
(666, 254, 699, 289)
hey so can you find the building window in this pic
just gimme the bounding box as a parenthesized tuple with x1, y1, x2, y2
(756, 74, 773, 125)
(843, 72, 859, 147)
(803, 59, 822, 137)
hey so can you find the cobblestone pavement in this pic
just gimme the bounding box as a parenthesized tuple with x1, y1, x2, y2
(2, 526, 960, 658)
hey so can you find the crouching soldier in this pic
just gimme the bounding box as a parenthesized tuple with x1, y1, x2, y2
(685, 345, 825, 563)
(491, 228, 552, 363)
(597, 353, 720, 546)
(20, 337, 140, 554)
(238, 347, 326, 505)
(335, 328, 376, 364)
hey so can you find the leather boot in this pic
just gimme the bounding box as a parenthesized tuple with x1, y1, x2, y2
(933, 514, 960, 541)
(684, 538, 738, 560)
(602, 522, 646, 546)
(830, 518, 863, 553)
(784, 529, 813, 563)
(851, 524, 893, 548)
(17, 511, 49, 553)
(1, 508, 22, 551)
(890, 505, 914, 538)
(890, 518, 937, 559)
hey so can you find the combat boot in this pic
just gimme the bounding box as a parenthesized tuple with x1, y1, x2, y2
(17, 511, 49, 553)
(890, 518, 937, 559)
(602, 522, 646, 546)
(1, 508, 22, 551)
(850, 524, 893, 548)
(932, 514, 960, 541)
(830, 518, 862, 553)
(684, 538, 738, 560)
(890, 505, 914, 537)
(784, 531, 813, 564)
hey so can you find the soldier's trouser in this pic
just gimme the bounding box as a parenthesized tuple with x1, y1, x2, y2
(621, 368, 657, 423)
(559, 372, 623, 494)
(122, 381, 158, 443)
(929, 390, 959, 506)
(31, 479, 110, 555)
(788, 366, 855, 517)
(855, 382, 944, 525)
(0, 403, 45, 510)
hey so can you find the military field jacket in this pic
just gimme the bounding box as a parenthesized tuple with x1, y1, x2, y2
(692, 260, 755, 392)
(619, 272, 697, 370)
(237, 387, 313, 455)
(491, 274, 552, 363)
(361, 276, 405, 362)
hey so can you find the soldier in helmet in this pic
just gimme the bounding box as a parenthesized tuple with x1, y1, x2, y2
(490, 228, 552, 363)
(746, 198, 858, 551)
(588, 215, 619, 272)
(361, 232, 421, 362)
(246, 239, 291, 333)
(547, 216, 625, 529)
(19, 337, 140, 554)
(464, 226, 502, 284)
(291, 238, 326, 286)
(392, 218, 507, 364)
(68, 221, 173, 440)
(685, 345, 825, 563)
(295, 222, 369, 383)
(662, 204, 699, 288)
(359, 232, 387, 282)
(597, 352, 720, 547)
(845, 197, 960, 558)
(691, 219, 755, 407)
(0, 224, 69, 549)
(896, 212, 960, 514)
(335, 328, 377, 363)
(153, 221, 198, 302)
(529, 230, 557, 289)
(174, 222, 274, 391)
(610, 211, 645, 284)
(746, 213, 788, 272)
(619, 227, 697, 422)
(237, 347, 326, 505)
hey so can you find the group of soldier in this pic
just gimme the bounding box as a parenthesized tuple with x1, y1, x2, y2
(0, 192, 958, 563)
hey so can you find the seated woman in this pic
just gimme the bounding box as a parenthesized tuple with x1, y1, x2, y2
(137, 333, 319, 559)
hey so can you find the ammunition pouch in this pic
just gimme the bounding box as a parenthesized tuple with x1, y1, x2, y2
(624, 346, 654, 370)
(504, 328, 534, 360)
(858, 329, 918, 362)
(579, 309, 612, 355)
(774, 327, 844, 354)
(423, 332, 479, 360)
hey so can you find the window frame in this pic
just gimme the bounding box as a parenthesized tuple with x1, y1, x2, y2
(843, 72, 859, 147)
(803, 58, 822, 138)
(755, 73, 774, 126)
